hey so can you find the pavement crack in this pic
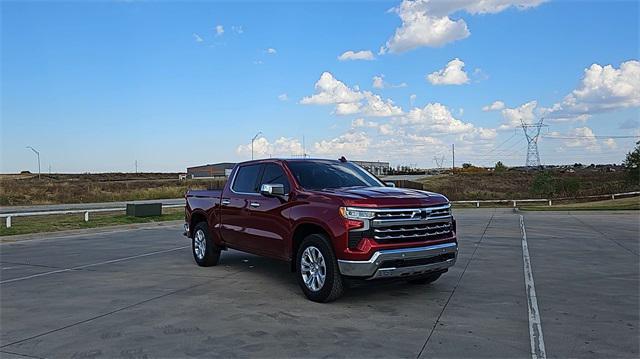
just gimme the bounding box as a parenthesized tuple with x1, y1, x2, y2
(416, 209, 496, 358)
(0, 349, 46, 359)
(0, 246, 190, 285)
(0, 261, 98, 272)
(570, 214, 638, 256)
(0, 268, 246, 349)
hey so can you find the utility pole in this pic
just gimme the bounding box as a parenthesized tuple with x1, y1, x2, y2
(451, 144, 455, 173)
(26, 146, 41, 179)
(251, 131, 263, 160)
(520, 118, 547, 168)
(135, 160, 138, 174)
(302, 135, 307, 158)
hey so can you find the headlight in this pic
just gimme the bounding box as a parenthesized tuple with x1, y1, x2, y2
(339, 207, 375, 220)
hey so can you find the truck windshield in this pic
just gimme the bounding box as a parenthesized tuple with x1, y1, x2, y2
(286, 161, 383, 190)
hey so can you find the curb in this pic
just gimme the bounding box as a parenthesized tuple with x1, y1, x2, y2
(0, 220, 183, 244)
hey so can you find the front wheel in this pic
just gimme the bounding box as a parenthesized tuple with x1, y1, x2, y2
(296, 234, 344, 302)
(192, 222, 220, 267)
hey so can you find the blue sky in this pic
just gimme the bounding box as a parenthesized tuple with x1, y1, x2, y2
(1, 0, 639, 173)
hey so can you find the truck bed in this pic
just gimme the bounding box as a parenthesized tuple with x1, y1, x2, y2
(186, 189, 223, 213)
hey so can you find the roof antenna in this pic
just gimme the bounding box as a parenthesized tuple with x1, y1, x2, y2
(339, 156, 347, 163)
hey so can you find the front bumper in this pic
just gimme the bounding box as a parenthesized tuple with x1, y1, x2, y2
(337, 242, 457, 280)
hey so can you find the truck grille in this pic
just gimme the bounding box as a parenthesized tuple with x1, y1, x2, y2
(371, 204, 453, 244)
(346, 204, 454, 249)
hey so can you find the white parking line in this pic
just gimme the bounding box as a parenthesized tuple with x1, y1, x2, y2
(0, 245, 190, 284)
(520, 215, 547, 359)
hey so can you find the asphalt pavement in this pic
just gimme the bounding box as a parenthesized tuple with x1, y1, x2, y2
(0, 209, 637, 358)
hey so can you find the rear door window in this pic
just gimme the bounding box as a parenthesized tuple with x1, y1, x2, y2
(232, 164, 262, 193)
(259, 163, 291, 194)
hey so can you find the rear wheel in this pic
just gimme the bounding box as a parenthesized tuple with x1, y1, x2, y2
(192, 222, 220, 267)
(407, 272, 442, 285)
(296, 234, 344, 302)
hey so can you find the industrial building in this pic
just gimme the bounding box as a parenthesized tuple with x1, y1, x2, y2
(186, 163, 236, 178)
(352, 160, 391, 176)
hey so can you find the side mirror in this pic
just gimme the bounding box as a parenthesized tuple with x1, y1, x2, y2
(260, 183, 285, 197)
(385, 181, 396, 188)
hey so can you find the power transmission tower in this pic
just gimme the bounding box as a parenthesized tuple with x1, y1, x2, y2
(433, 155, 445, 169)
(520, 118, 547, 168)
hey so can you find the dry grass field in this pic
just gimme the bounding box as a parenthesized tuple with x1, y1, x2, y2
(1, 169, 637, 206)
(419, 169, 638, 201)
(0, 173, 225, 206)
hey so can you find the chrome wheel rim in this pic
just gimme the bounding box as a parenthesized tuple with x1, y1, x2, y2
(194, 229, 206, 260)
(300, 246, 326, 292)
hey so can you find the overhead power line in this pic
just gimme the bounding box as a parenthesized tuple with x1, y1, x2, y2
(477, 130, 518, 157)
(542, 135, 640, 139)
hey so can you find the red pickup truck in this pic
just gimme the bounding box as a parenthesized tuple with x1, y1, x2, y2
(184, 158, 457, 302)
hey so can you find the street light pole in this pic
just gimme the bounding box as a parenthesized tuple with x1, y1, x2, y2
(251, 131, 263, 160)
(26, 146, 41, 179)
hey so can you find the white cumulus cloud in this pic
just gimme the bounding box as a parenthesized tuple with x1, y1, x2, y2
(278, 93, 288, 101)
(482, 100, 505, 111)
(352, 118, 379, 129)
(499, 100, 539, 129)
(372, 74, 407, 89)
(402, 102, 480, 135)
(301, 72, 365, 105)
(603, 138, 617, 149)
(544, 60, 640, 121)
(565, 127, 599, 151)
(427, 58, 470, 85)
(409, 94, 417, 106)
(236, 137, 303, 157)
(382, 0, 546, 53)
(301, 72, 403, 117)
(266, 48, 277, 54)
(373, 75, 385, 89)
(337, 50, 375, 61)
(314, 131, 371, 155)
(215, 25, 224, 36)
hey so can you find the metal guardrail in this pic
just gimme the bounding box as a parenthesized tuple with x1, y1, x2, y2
(451, 191, 640, 208)
(1, 204, 184, 228)
(453, 199, 551, 208)
(1, 191, 638, 228)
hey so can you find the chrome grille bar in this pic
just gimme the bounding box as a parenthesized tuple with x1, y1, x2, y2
(374, 223, 451, 233)
(374, 230, 452, 241)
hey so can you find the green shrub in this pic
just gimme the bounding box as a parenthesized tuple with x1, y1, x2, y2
(530, 172, 555, 197)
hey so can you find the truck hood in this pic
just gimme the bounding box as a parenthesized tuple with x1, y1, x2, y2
(310, 186, 449, 208)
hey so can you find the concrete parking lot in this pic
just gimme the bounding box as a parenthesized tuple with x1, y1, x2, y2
(1, 209, 638, 358)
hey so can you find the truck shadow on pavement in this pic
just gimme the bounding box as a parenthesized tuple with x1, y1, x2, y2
(216, 250, 446, 304)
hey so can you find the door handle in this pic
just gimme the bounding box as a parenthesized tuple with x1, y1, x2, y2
(221, 199, 231, 205)
(249, 202, 260, 208)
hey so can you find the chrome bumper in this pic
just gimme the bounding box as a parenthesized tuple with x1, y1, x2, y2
(337, 242, 457, 280)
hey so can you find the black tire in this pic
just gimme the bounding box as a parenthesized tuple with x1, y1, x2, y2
(296, 233, 344, 303)
(407, 272, 442, 285)
(192, 222, 220, 267)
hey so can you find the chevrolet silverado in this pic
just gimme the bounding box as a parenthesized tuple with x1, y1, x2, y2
(184, 158, 457, 302)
